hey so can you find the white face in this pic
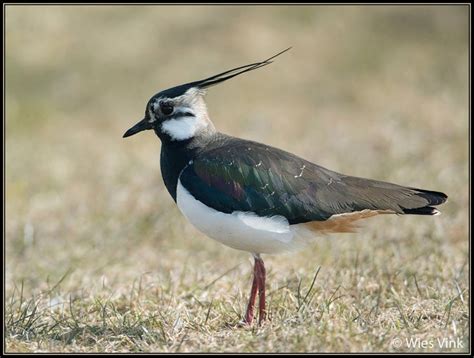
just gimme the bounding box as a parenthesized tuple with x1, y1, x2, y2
(149, 88, 213, 141)
(161, 116, 208, 141)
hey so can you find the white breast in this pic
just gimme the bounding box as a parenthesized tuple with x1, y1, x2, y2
(176, 179, 305, 254)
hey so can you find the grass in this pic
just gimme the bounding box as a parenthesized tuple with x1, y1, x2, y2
(5, 5, 469, 353)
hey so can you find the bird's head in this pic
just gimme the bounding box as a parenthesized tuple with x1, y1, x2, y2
(123, 48, 291, 143)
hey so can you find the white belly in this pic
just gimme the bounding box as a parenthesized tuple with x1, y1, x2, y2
(176, 179, 303, 254)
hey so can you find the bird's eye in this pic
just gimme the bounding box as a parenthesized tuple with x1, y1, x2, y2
(160, 101, 174, 116)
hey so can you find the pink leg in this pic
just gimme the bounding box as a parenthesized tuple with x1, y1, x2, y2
(243, 265, 259, 324)
(255, 256, 266, 324)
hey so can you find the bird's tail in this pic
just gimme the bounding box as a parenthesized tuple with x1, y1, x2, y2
(400, 188, 448, 215)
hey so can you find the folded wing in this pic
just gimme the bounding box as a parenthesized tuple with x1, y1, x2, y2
(179, 137, 447, 225)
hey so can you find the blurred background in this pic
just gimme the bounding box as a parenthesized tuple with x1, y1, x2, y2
(5, 5, 469, 352)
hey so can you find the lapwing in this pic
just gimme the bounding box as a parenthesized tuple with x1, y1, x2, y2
(123, 48, 448, 325)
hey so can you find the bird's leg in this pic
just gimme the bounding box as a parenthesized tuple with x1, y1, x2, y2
(243, 262, 259, 324)
(255, 255, 266, 324)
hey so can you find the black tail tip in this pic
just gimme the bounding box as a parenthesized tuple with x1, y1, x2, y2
(402, 189, 448, 216)
(403, 206, 441, 216)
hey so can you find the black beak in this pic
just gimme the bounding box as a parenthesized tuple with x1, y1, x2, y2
(123, 118, 152, 138)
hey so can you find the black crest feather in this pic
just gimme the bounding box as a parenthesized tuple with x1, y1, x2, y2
(194, 47, 292, 89)
(154, 48, 291, 99)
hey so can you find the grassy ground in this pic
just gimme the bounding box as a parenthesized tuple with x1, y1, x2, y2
(5, 5, 469, 353)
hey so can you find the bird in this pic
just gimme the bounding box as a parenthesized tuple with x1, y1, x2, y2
(123, 48, 448, 325)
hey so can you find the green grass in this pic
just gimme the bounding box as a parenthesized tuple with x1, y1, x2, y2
(5, 5, 469, 353)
